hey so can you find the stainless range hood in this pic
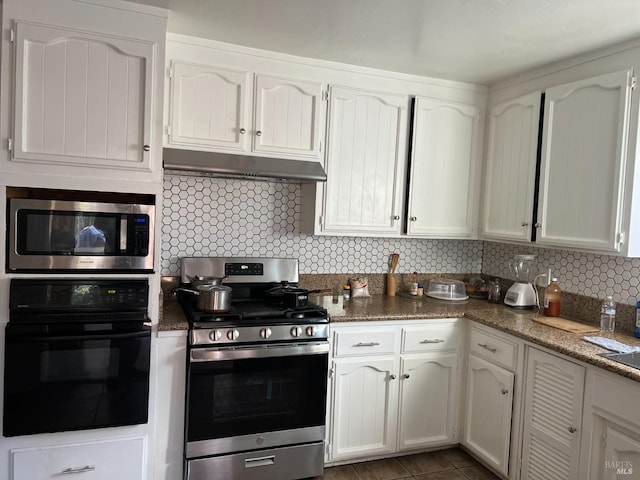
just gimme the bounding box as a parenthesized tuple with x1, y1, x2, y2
(163, 148, 327, 183)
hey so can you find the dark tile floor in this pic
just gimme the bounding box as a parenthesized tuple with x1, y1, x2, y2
(314, 448, 501, 480)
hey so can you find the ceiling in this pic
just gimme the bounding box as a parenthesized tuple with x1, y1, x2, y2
(137, 0, 640, 85)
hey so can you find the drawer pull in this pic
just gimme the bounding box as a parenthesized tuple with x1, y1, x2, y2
(420, 339, 445, 344)
(568, 426, 578, 434)
(245, 455, 275, 468)
(501, 388, 509, 395)
(478, 343, 497, 353)
(403, 373, 410, 379)
(389, 374, 397, 380)
(61, 465, 96, 475)
(354, 342, 380, 347)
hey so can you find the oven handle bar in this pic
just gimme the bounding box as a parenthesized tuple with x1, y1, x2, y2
(190, 342, 329, 362)
(8, 329, 151, 343)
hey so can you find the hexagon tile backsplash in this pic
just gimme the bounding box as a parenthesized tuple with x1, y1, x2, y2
(163, 175, 640, 306)
(162, 175, 483, 276)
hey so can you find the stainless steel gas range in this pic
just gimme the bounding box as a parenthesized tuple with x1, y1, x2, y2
(176, 257, 329, 480)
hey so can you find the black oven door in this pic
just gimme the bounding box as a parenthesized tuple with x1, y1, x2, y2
(186, 342, 329, 457)
(3, 322, 151, 437)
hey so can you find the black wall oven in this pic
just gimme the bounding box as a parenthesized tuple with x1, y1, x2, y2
(3, 279, 151, 437)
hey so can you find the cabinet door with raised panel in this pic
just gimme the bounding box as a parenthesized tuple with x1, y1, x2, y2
(482, 91, 541, 242)
(330, 357, 399, 461)
(398, 352, 458, 450)
(13, 21, 154, 171)
(168, 60, 249, 152)
(537, 70, 633, 252)
(253, 74, 323, 160)
(322, 86, 408, 235)
(407, 97, 481, 238)
(521, 348, 585, 480)
(463, 354, 514, 477)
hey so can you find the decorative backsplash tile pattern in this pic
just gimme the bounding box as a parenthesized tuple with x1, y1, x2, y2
(162, 175, 483, 276)
(162, 175, 640, 308)
(483, 241, 640, 307)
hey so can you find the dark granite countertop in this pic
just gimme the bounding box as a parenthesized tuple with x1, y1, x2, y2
(160, 280, 640, 382)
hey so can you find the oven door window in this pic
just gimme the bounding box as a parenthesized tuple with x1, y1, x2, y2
(187, 350, 328, 442)
(3, 324, 151, 437)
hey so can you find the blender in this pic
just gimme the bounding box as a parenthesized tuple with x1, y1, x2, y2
(504, 254, 537, 308)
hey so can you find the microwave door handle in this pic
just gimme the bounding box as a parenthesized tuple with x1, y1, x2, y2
(120, 217, 128, 251)
(11, 329, 151, 343)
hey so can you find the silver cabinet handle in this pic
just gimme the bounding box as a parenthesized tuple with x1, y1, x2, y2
(142, 144, 150, 152)
(521, 221, 529, 227)
(389, 374, 397, 380)
(501, 388, 509, 395)
(61, 465, 96, 475)
(410, 216, 417, 221)
(568, 426, 577, 433)
(393, 215, 400, 220)
(534, 222, 541, 228)
(403, 373, 410, 379)
(239, 128, 246, 134)
(354, 342, 380, 347)
(245, 455, 275, 468)
(478, 343, 497, 353)
(420, 339, 445, 344)
(256, 130, 263, 136)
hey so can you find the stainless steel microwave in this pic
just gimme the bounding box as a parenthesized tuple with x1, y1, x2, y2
(7, 194, 155, 272)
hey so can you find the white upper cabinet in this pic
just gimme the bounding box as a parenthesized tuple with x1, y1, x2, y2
(167, 62, 324, 161)
(13, 21, 154, 172)
(537, 70, 633, 252)
(318, 86, 408, 235)
(168, 61, 249, 152)
(406, 97, 482, 238)
(482, 91, 541, 242)
(252, 74, 323, 159)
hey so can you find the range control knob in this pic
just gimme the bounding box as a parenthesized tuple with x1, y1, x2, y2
(209, 330, 223, 341)
(227, 329, 240, 341)
(260, 328, 272, 339)
(306, 326, 317, 337)
(290, 326, 303, 338)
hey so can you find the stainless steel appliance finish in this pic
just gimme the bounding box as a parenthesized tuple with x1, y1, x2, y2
(7, 193, 154, 272)
(187, 442, 324, 480)
(180, 257, 329, 480)
(163, 148, 327, 183)
(181, 256, 298, 285)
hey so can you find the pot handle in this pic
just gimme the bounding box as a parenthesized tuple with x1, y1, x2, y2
(172, 287, 200, 296)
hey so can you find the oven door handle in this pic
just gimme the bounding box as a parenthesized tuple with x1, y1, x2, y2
(190, 342, 329, 362)
(8, 329, 151, 343)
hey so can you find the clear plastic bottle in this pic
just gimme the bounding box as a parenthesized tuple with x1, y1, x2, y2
(543, 278, 562, 317)
(410, 272, 419, 296)
(600, 295, 616, 334)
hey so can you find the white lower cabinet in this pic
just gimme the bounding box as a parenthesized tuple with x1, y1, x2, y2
(520, 348, 585, 480)
(327, 320, 461, 464)
(11, 436, 146, 480)
(580, 370, 640, 480)
(463, 325, 521, 478)
(463, 354, 514, 476)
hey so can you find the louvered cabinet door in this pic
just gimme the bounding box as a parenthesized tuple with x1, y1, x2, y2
(521, 348, 586, 480)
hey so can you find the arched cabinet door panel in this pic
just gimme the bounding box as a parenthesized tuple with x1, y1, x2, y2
(13, 21, 155, 171)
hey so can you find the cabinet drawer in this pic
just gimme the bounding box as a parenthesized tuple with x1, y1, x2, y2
(333, 328, 397, 357)
(469, 328, 517, 370)
(401, 322, 461, 353)
(11, 436, 146, 480)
